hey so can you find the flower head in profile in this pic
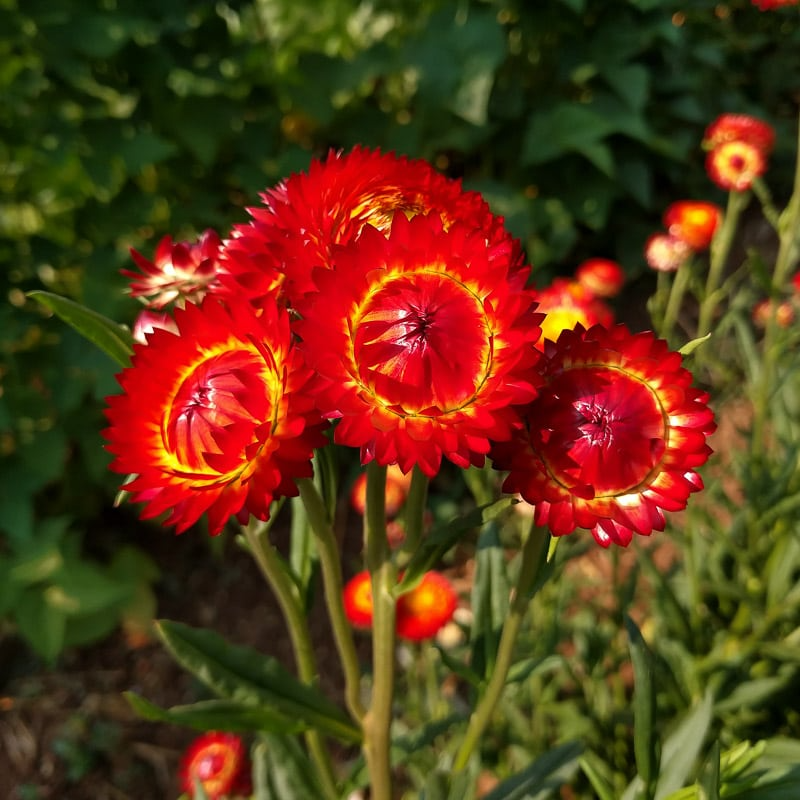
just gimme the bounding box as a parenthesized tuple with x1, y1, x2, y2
(220, 146, 526, 307)
(491, 324, 716, 547)
(533, 278, 614, 346)
(644, 233, 693, 273)
(396, 571, 458, 641)
(104, 297, 327, 535)
(706, 140, 766, 192)
(575, 258, 626, 298)
(295, 213, 543, 477)
(125, 229, 222, 309)
(179, 731, 252, 799)
(663, 201, 722, 251)
(703, 113, 775, 155)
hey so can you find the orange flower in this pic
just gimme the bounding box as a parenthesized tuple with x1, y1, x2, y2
(663, 201, 722, 251)
(220, 146, 527, 307)
(491, 324, 716, 547)
(125, 229, 222, 309)
(104, 297, 327, 534)
(350, 465, 413, 518)
(533, 278, 614, 346)
(295, 213, 543, 477)
(396, 571, 458, 641)
(703, 113, 775, 155)
(705, 140, 766, 192)
(644, 233, 692, 273)
(575, 258, 625, 298)
(343, 571, 374, 629)
(753, 298, 795, 328)
(179, 732, 252, 800)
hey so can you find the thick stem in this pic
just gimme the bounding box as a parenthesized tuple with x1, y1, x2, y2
(659, 258, 693, 344)
(362, 462, 396, 800)
(297, 477, 367, 722)
(453, 524, 551, 771)
(398, 466, 429, 566)
(241, 519, 339, 800)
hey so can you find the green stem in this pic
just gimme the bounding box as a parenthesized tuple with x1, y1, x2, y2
(297, 477, 367, 723)
(398, 466, 429, 566)
(240, 519, 339, 800)
(453, 523, 551, 771)
(697, 189, 750, 339)
(362, 462, 396, 800)
(659, 258, 693, 344)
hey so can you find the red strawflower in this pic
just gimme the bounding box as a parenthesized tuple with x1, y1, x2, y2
(131, 309, 178, 344)
(125, 229, 222, 309)
(663, 201, 722, 251)
(350, 464, 413, 518)
(179, 732, 252, 799)
(396, 571, 458, 641)
(491, 324, 716, 548)
(792, 271, 800, 294)
(533, 278, 614, 346)
(104, 297, 327, 535)
(644, 233, 692, 273)
(703, 113, 776, 155)
(295, 213, 543, 477)
(751, 0, 798, 10)
(706, 140, 766, 192)
(219, 146, 527, 307)
(343, 571, 374, 629)
(575, 258, 626, 298)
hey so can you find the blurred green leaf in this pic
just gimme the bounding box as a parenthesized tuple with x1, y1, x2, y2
(252, 734, 324, 800)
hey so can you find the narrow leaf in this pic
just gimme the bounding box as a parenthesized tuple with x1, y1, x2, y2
(27, 290, 134, 367)
(698, 740, 721, 800)
(252, 734, 323, 800)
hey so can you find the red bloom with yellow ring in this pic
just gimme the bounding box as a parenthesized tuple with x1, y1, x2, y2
(104, 297, 327, 535)
(706, 140, 766, 192)
(396, 571, 458, 642)
(295, 213, 543, 477)
(179, 731, 252, 799)
(491, 324, 715, 548)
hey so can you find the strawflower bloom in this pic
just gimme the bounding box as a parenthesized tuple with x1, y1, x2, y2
(179, 732, 252, 800)
(131, 309, 178, 344)
(104, 297, 327, 535)
(575, 258, 626, 298)
(350, 464, 413, 518)
(491, 324, 716, 548)
(706, 140, 766, 192)
(753, 298, 795, 328)
(219, 146, 527, 307)
(663, 200, 722, 251)
(295, 213, 543, 477)
(125, 229, 222, 309)
(396, 571, 458, 641)
(703, 113, 776, 155)
(534, 278, 614, 345)
(644, 233, 692, 273)
(343, 570, 374, 629)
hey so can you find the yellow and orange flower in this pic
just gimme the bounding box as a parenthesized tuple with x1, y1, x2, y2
(533, 278, 614, 345)
(179, 732, 252, 799)
(125, 229, 222, 309)
(644, 232, 692, 273)
(705, 140, 766, 192)
(295, 213, 543, 477)
(219, 146, 527, 307)
(663, 201, 722, 251)
(575, 258, 626, 298)
(491, 324, 716, 547)
(342, 571, 375, 630)
(104, 297, 327, 535)
(703, 113, 775, 155)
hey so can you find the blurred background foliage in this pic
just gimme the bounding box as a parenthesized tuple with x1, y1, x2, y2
(1, 0, 799, 666)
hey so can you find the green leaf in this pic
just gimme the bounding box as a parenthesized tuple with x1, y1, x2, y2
(579, 752, 618, 800)
(125, 694, 305, 735)
(15, 585, 67, 662)
(155, 620, 361, 744)
(252, 735, 324, 800)
(481, 741, 583, 800)
(27, 291, 133, 367)
(603, 64, 650, 111)
(679, 334, 711, 356)
(698, 741, 721, 800)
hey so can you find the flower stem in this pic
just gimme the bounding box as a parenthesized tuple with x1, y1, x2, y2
(297, 477, 367, 723)
(659, 259, 693, 344)
(362, 461, 396, 800)
(453, 523, 551, 772)
(398, 466, 429, 565)
(697, 189, 750, 339)
(240, 518, 339, 800)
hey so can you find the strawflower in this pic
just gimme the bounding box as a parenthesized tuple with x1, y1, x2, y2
(703, 113, 776, 155)
(179, 731, 252, 800)
(220, 146, 526, 307)
(644, 233, 692, 273)
(751, 0, 799, 10)
(343, 570, 375, 630)
(533, 278, 614, 345)
(295, 213, 543, 477)
(706, 140, 767, 192)
(491, 324, 716, 547)
(104, 297, 327, 535)
(125, 229, 222, 309)
(396, 571, 458, 641)
(753, 298, 795, 328)
(575, 258, 626, 298)
(131, 309, 178, 344)
(663, 200, 722, 251)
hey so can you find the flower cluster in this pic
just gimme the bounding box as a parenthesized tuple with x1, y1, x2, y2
(107, 147, 714, 546)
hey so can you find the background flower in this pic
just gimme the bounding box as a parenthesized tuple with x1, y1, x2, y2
(663, 200, 722, 250)
(575, 258, 626, 298)
(179, 731, 252, 799)
(491, 324, 716, 547)
(644, 232, 693, 272)
(533, 278, 614, 346)
(706, 140, 766, 191)
(396, 571, 458, 641)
